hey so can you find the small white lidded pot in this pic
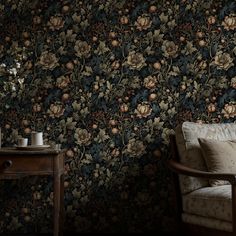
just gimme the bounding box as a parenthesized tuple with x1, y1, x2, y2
(31, 132, 43, 146)
(18, 138, 28, 147)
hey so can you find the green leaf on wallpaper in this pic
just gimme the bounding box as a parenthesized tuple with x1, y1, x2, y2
(218, 77, 228, 89)
(162, 128, 175, 145)
(167, 107, 177, 116)
(233, 46, 236, 55)
(159, 100, 168, 111)
(194, 81, 199, 90)
(153, 30, 164, 42)
(94, 41, 110, 55)
(113, 86, 125, 97)
(186, 4, 191, 10)
(182, 41, 197, 55)
(115, 0, 126, 9)
(72, 13, 81, 23)
(72, 101, 81, 111)
(80, 19, 89, 29)
(153, 118, 164, 130)
(168, 66, 180, 76)
(0, 4, 4, 11)
(80, 107, 89, 117)
(144, 46, 155, 55)
(94, 129, 110, 143)
(144, 134, 154, 143)
(167, 19, 176, 29)
(159, 13, 168, 23)
(106, 81, 112, 90)
(57, 134, 66, 143)
(60, 30, 77, 43)
(106, 169, 112, 178)
(98, 4, 105, 10)
(82, 66, 93, 76)
(72, 189, 81, 199)
(98, 92, 104, 98)
(121, 78, 128, 85)
(130, 77, 141, 89)
(63, 117, 77, 130)
(167, 96, 173, 103)
(81, 154, 93, 164)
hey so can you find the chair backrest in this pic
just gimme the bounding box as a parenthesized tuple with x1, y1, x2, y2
(174, 122, 236, 194)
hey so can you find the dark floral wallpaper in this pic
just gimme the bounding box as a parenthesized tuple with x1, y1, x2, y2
(0, 0, 235, 234)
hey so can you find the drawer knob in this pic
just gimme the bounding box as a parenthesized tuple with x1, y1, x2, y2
(3, 160, 13, 168)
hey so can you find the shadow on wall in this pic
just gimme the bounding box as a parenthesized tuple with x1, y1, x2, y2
(0, 149, 177, 233)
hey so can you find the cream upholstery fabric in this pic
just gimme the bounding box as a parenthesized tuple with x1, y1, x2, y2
(182, 213, 232, 232)
(175, 122, 236, 194)
(199, 139, 236, 186)
(183, 185, 231, 222)
(175, 124, 208, 194)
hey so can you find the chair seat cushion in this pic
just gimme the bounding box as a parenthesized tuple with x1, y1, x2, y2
(183, 185, 232, 222)
(182, 213, 232, 232)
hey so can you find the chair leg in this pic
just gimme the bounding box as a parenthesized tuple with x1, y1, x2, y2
(231, 184, 236, 234)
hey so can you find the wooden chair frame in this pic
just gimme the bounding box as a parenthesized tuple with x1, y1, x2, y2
(168, 135, 236, 236)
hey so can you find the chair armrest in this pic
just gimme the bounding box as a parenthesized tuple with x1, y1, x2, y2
(168, 159, 236, 185)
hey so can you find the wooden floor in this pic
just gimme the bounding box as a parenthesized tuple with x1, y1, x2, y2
(0, 233, 178, 236)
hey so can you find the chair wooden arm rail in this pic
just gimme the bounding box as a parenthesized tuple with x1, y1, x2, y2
(168, 159, 236, 185)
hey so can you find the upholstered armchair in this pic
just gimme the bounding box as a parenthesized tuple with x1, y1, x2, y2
(168, 122, 236, 236)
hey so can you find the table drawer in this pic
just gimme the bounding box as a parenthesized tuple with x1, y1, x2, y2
(0, 156, 53, 174)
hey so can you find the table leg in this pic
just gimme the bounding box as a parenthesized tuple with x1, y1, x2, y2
(60, 174, 64, 236)
(54, 174, 60, 236)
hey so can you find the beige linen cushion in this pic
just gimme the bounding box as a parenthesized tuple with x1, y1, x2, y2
(175, 122, 236, 194)
(198, 138, 236, 186)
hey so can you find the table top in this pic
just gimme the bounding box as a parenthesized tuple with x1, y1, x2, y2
(0, 147, 61, 155)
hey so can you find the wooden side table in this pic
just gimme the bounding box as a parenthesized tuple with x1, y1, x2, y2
(0, 148, 65, 236)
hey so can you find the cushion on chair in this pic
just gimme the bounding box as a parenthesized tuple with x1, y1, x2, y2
(183, 185, 232, 222)
(175, 122, 236, 194)
(199, 138, 236, 186)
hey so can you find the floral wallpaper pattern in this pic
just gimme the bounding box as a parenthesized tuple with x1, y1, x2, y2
(0, 0, 235, 234)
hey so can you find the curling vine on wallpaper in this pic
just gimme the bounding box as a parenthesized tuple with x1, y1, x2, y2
(0, 0, 235, 233)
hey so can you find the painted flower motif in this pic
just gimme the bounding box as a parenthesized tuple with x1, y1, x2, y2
(231, 77, 236, 89)
(38, 51, 59, 70)
(222, 104, 236, 118)
(207, 103, 216, 113)
(111, 61, 120, 70)
(135, 15, 152, 31)
(33, 16, 41, 25)
(56, 75, 71, 89)
(198, 60, 207, 70)
(74, 40, 91, 58)
(48, 16, 64, 30)
(126, 138, 146, 157)
(48, 104, 65, 118)
(162, 40, 178, 58)
(135, 103, 152, 118)
(208, 16, 216, 25)
(222, 14, 236, 31)
(74, 128, 91, 146)
(213, 51, 233, 70)
(33, 103, 42, 113)
(126, 51, 146, 70)
(143, 75, 157, 89)
(120, 103, 129, 112)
